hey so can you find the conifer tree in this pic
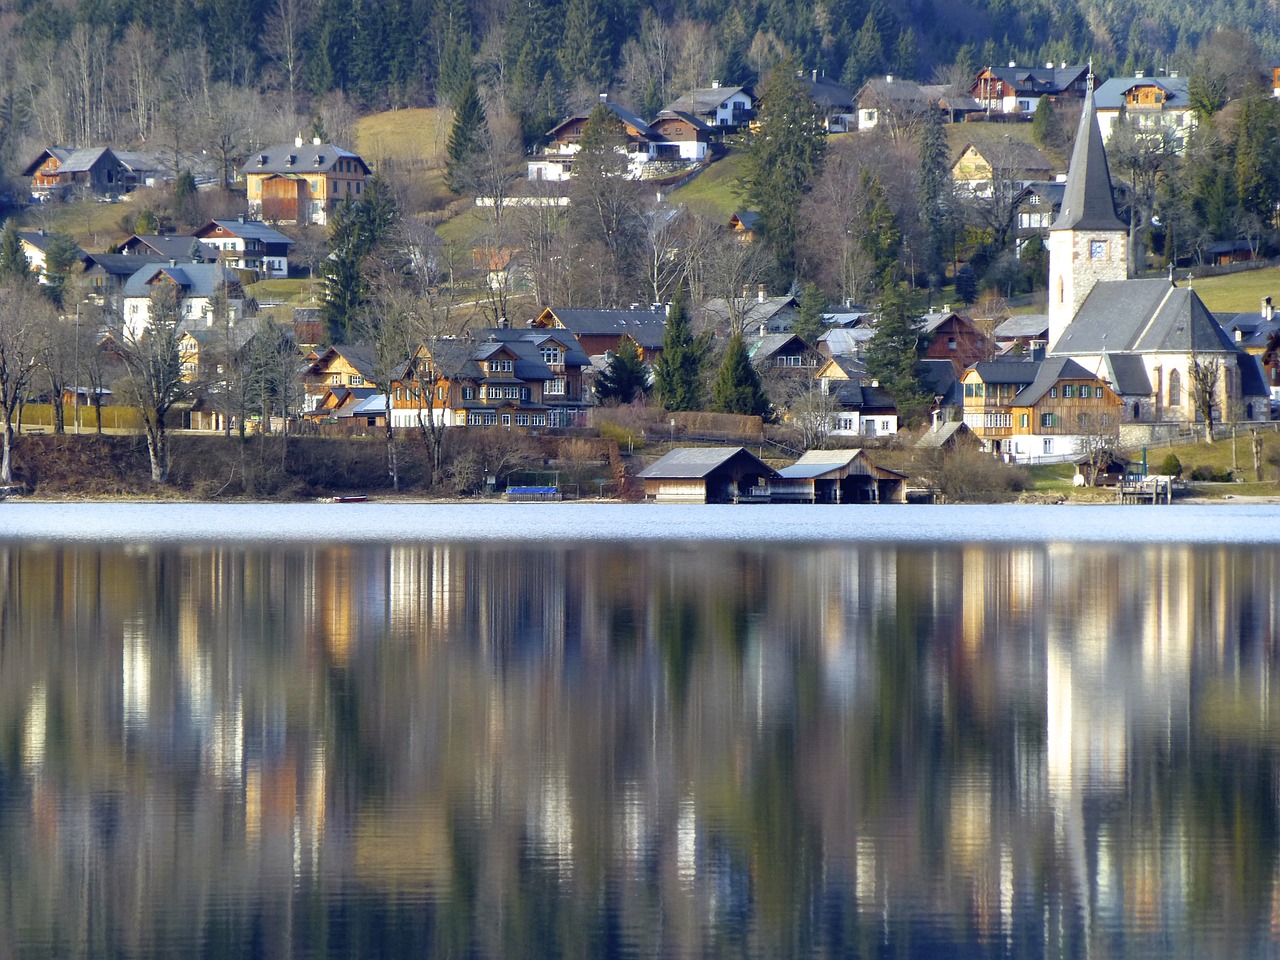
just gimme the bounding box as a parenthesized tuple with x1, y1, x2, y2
(864, 283, 930, 426)
(711, 333, 769, 417)
(558, 0, 611, 89)
(596, 337, 650, 404)
(792, 282, 825, 345)
(841, 12, 885, 89)
(652, 290, 711, 411)
(446, 77, 487, 193)
(1030, 96, 1059, 149)
(0, 223, 29, 283)
(916, 109, 951, 287)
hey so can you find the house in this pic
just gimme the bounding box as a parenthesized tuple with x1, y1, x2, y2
(917, 310, 996, 371)
(390, 330, 591, 430)
(1218, 298, 1280, 400)
(81, 252, 168, 300)
(301, 345, 380, 411)
(771, 449, 907, 503)
(637, 446, 776, 503)
(728, 210, 761, 242)
(120, 234, 220, 262)
(969, 63, 1089, 115)
(799, 73, 857, 132)
(1012, 180, 1065, 251)
(1046, 89, 1272, 432)
(16, 230, 86, 284)
(178, 327, 251, 382)
(241, 136, 372, 226)
(952, 139, 1056, 197)
(992, 314, 1051, 352)
(663, 83, 755, 128)
(1272, 60, 1280, 98)
(817, 326, 874, 359)
(916, 358, 965, 418)
(528, 96, 689, 182)
(699, 292, 798, 337)
(648, 111, 713, 162)
(193, 218, 295, 277)
(1073, 451, 1131, 486)
(853, 76, 932, 132)
(121, 262, 248, 339)
(824, 379, 900, 437)
(1093, 75, 1195, 150)
(750, 333, 821, 372)
(532, 306, 668, 361)
(961, 354, 1123, 462)
(916, 418, 980, 451)
(22, 147, 136, 200)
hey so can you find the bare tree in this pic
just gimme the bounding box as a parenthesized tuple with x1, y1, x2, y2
(37, 317, 79, 435)
(0, 283, 52, 483)
(1189, 353, 1223, 441)
(263, 0, 312, 108)
(119, 284, 191, 483)
(1073, 411, 1121, 485)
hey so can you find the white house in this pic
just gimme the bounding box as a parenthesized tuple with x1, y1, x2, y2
(663, 83, 755, 128)
(1092, 75, 1195, 151)
(193, 218, 294, 278)
(122, 262, 248, 340)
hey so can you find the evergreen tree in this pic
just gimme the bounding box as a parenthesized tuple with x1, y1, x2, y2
(434, 0, 473, 103)
(954, 263, 977, 303)
(596, 337, 650, 404)
(652, 290, 711, 411)
(711, 333, 769, 417)
(864, 283, 930, 426)
(0, 223, 29, 282)
(892, 28, 917, 79)
(41, 234, 81, 309)
(916, 109, 950, 287)
(322, 179, 399, 343)
(841, 13, 885, 89)
(792, 282, 825, 344)
(558, 0, 611, 89)
(445, 76, 487, 193)
(745, 61, 826, 282)
(1030, 96, 1059, 149)
(859, 169, 900, 284)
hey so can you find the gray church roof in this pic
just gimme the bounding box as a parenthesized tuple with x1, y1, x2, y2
(1051, 91, 1126, 233)
(1100, 353, 1153, 396)
(1052, 279, 1237, 356)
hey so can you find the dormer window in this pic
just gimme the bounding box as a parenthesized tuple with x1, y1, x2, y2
(257, 155, 266, 166)
(285, 155, 296, 166)
(315, 155, 324, 165)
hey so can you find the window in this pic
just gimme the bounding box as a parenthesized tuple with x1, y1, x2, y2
(329, 374, 342, 385)
(349, 375, 364, 386)
(541, 346, 563, 365)
(437, 386, 445, 400)
(948, 338, 957, 350)
(394, 387, 402, 401)
(546, 377, 566, 395)
(515, 414, 530, 426)
(1168, 369, 1182, 406)
(1020, 413, 1029, 428)
(462, 387, 475, 400)
(1079, 385, 1091, 398)
(489, 359, 513, 373)
(533, 414, 546, 426)
(501, 414, 511, 426)
(1049, 387, 1057, 398)
(482, 412, 497, 425)
(1062, 384, 1074, 398)
(1043, 438, 1053, 453)
(1040, 412, 1056, 427)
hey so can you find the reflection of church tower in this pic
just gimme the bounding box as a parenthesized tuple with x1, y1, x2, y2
(1047, 79, 1128, 350)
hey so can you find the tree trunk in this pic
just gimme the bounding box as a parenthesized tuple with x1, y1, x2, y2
(0, 417, 13, 484)
(145, 418, 169, 483)
(385, 419, 399, 491)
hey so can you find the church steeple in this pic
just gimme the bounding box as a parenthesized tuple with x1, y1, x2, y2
(1047, 74, 1129, 350)
(1051, 82, 1126, 233)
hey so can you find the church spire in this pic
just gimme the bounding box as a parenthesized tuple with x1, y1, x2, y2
(1050, 85, 1126, 233)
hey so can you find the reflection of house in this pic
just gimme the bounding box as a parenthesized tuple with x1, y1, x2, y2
(1093, 75, 1195, 150)
(961, 354, 1122, 462)
(638, 447, 776, 502)
(969, 63, 1089, 115)
(533, 306, 667, 361)
(193, 218, 294, 277)
(242, 137, 371, 226)
(772, 449, 907, 503)
(664, 83, 755, 128)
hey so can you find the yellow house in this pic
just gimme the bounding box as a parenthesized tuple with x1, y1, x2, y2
(242, 137, 371, 226)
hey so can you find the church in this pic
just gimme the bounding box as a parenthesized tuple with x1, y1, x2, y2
(1045, 86, 1271, 434)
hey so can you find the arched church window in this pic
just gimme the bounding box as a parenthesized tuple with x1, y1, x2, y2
(1168, 369, 1181, 407)
(1132, 402, 1141, 420)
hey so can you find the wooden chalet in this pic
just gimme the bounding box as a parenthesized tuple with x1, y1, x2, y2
(533, 306, 667, 361)
(637, 447, 777, 503)
(302, 345, 379, 411)
(917, 310, 997, 372)
(22, 146, 157, 199)
(969, 63, 1089, 115)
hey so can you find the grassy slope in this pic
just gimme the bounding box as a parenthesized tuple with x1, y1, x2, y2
(354, 107, 451, 169)
(666, 149, 749, 221)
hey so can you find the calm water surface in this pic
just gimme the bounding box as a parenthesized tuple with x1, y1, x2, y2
(3, 504, 1280, 959)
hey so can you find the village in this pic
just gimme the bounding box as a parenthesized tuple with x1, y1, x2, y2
(3, 55, 1280, 502)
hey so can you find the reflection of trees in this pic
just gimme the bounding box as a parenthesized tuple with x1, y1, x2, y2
(3, 540, 1280, 955)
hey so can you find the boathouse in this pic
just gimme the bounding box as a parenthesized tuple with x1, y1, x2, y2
(771, 449, 908, 503)
(637, 447, 777, 503)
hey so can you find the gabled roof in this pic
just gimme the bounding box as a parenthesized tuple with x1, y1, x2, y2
(1015, 181, 1066, 207)
(112, 150, 164, 173)
(83, 252, 168, 277)
(974, 64, 1089, 95)
(481, 329, 591, 366)
(1053, 279, 1237, 355)
(22, 146, 118, 176)
(665, 85, 753, 115)
(652, 110, 714, 132)
(548, 100, 656, 140)
(916, 420, 976, 448)
(1010, 356, 1103, 405)
(241, 141, 369, 176)
(122, 262, 243, 299)
(993, 314, 1050, 339)
(1237, 352, 1270, 398)
(122, 234, 220, 261)
(954, 139, 1055, 176)
(196, 219, 295, 246)
(1051, 91, 1126, 232)
(916, 359, 963, 405)
(1100, 353, 1153, 396)
(729, 210, 761, 231)
(749, 333, 814, 362)
(855, 76, 930, 109)
(309, 344, 379, 377)
(17, 231, 80, 255)
(800, 76, 855, 110)
(539, 307, 667, 350)
(475, 337, 555, 380)
(1092, 76, 1191, 110)
(967, 356, 1042, 386)
(637, 446, 777, 479)
(700, 296, 798, 329)
(776, 448, 905, 481)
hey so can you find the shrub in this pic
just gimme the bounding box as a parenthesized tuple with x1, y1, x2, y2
(1157, 453, 1182, 477)
(935, 448, 1029, 503)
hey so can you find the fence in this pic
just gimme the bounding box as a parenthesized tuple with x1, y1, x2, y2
(18, 404, 143, 432)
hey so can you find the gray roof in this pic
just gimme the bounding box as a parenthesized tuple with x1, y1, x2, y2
(730, 210, 761, 230)
(1053, 279, 1237, 355)
(955, 139, 1055, 176)
(199, 220, 295, 246)
(481, 328, 591, 366)
(1052, 92, 1126, 232)
(124, 235, 220, 261)
(1092, 76, 1190, 111)
(978, 64, 1089, 95)
(1100, 353, 1153, 395)
(916, 420, 975, 448)
(665, 85, 752, 115)
(1238, 352, 1270, 398)
(993, 314, 1050, 339)
(17, 231, 80, 255)
(1215, 311, 1280, 351)
(855, 76, 930, 109)
(637, 446, 775, 479)
(800, 77, 855, 110)
(122, 262, 243, 299)
(969, 357, 1042, 386)
(749, 333, 813, 362)
(550, 101, 656, 139)
(916, 359, 962, 405)
(819, 328, 873, 356)
(241, 141, 368, 176)
(700, 296, 798, 328)
(1010, 356, 1100, 405)
(1017, 181, 1065, 206)
(475, 337, 556, 380)
(776, 448, 906, 481)
(544, 308, 667, 349)
(83, 252, 168, 277)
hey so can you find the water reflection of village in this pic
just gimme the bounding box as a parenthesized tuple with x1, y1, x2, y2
(2, 538, 1280, 957)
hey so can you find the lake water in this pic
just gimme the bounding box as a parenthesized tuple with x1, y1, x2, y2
(3, 503, 1280, 959)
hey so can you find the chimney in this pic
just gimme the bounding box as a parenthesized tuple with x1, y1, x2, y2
(169, 258, 176, 267)
(1060, 61, 1066, 68)
(1008, 61, 1017, 68)
(1169, 71, 1179, 79)
(711, 80, 720, 89)
(1135, 69, 1144, 78)
(665, 302, 672, 317)
(1263, 296, 1273, 321)
(757, 283, 766, 303)
(313, 136, 321, 145)
(1046, 62, 1054, 69)
(294, 135, 304, 147)
(886, 74, 893, 83)
(238, 214, 245, 223)
(1235, 327, 1243, 342)
(599, 92, 608, 101)
(1030, 339, 1046, 361)
(812, 69, 818, 83)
